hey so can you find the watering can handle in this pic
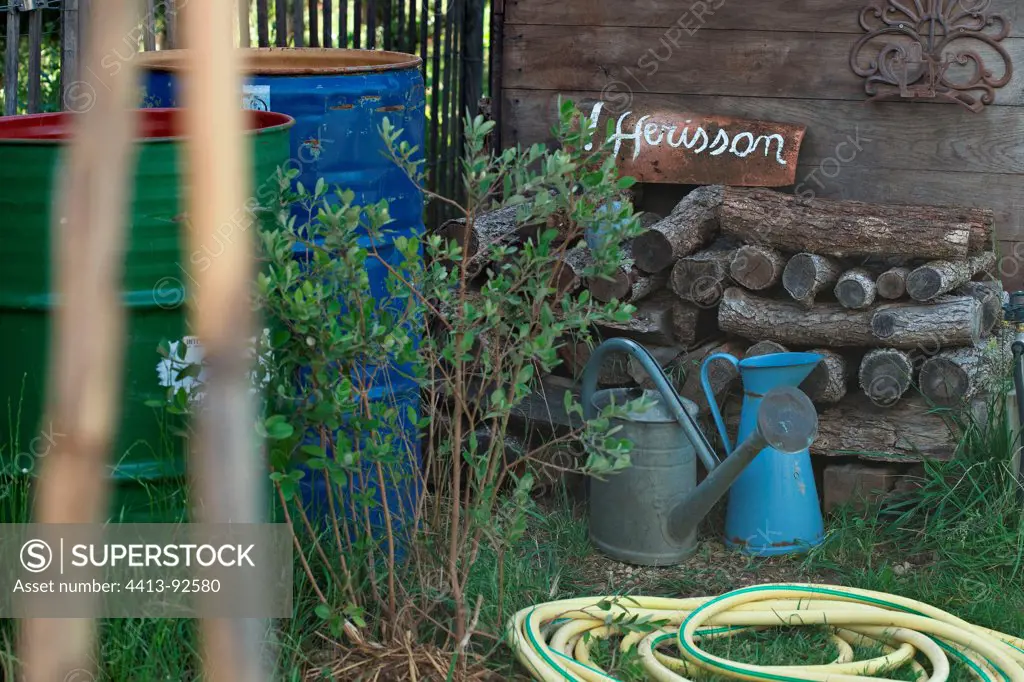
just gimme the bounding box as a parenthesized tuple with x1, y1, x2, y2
(701, 353, 739, 454)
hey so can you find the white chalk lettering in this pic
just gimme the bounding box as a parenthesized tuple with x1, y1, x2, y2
(587, 102, 790, 166)
(709, 129, 730, 156)
(690, 127, 709, 154)
(665, 125, 684, 147)
(753, 134, 788, 165)
(643, 122, 665, 146)
(605, 110, 651, 161)
(730, 131, 756, 157)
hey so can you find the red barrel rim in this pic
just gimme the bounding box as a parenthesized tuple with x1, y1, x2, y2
(0, 108, 295, 143)
(137, 47, 422, 76)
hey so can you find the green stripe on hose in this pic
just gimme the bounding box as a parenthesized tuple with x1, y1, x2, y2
(524, 606, 619, 682)
(932, 637, 998, 682)
(675, 585, 935, 682)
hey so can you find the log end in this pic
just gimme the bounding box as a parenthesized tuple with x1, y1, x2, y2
(835, 279, 872, 310)
(800, 349, 847, 405)
(589, 271, 632, 303)
(870, 311, 898, 340)
(550, 261, 582, 295)
(746, 341, 789, 358)
(781, 256, 813, 300)
(859, 350, 913, 407)
(438, 218, 480, 258)
(632, 232, 674, 274)
(919, 357, 970, 407)
(671, 259, 728, 307)
(875, 274, 906, 300)
(906, 269, 943, 302)
(864, 376, 906, 407)
(730, 246, 780, 291)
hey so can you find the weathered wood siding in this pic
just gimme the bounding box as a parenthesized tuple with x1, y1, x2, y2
(501, 0, 1024, 290)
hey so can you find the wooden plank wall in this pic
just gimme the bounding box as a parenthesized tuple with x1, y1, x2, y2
(500, 0, 1024, 290)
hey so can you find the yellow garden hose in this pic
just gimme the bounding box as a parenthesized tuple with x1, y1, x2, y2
(507, 584, 1024, 682)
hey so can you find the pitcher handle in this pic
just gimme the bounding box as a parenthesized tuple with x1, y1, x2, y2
(701, 353, 739, 454)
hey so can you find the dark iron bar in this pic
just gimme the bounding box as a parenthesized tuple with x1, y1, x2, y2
(323, 0, 333, 47)
(6, 6, 21, 116)
(409, 0, 419, 56)
(448, 0, 464, 208)
(257, 0, 270, 46)
(396, 0, 404, 52)
(419, 0, 428, 79)
(339, 0, 348, 47)
(438, 0, 455, 217)
(354, 0, 362, 48)
(489, 0, 503, 153)
(275, 0, 287, 46)
(293, 0, 305, 46)
(429, 0, 443, 227)
(462, 0, 483, 131)
(367, 0, 377, 49)
(165, 0, 177, 48)
(308, 0, 319, 46)
(144, 0, 157, 51)
(27, 8, 43, 113)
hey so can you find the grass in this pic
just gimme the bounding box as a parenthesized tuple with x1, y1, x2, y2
(545, 393, 1024, 682)
(1, 391, 1022, 680)
(807, 394, 1024, 642)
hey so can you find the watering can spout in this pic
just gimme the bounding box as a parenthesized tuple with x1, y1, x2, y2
(666, 385, 818, 543)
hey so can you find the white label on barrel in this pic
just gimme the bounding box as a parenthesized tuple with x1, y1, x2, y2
(156, 330, 273, 405)
(242, 85, 271, 112)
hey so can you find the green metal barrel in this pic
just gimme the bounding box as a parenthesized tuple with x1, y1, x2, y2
(0, 108, 293, 522)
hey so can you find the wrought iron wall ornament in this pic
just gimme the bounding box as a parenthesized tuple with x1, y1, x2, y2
(850, 0, 1013, 112)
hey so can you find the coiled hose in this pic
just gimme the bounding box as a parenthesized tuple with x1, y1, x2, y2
(507, 583, 1024, 682)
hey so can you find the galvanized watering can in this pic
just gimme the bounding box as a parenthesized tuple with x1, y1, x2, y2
(582, 338, 819, 566)
(702, 351, 824, 556)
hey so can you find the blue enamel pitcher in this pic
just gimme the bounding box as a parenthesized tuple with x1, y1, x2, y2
(701, 351, 825, 556)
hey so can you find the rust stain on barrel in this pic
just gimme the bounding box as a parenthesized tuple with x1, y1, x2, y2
(584, 103, 805, 187)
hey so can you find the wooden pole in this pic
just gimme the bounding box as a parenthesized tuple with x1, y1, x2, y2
(20, 0, 141, 678)
(181, 0, 269, 679)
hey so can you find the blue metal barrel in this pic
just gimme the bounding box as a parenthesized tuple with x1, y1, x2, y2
(138, 49, 426, 545)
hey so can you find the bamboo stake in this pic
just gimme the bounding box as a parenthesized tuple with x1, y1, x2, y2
(20, 0, 140, 679)
(181, 1, 269, 680)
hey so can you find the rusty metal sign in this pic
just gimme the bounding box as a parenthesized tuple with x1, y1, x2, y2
(582, 102, 806, 187)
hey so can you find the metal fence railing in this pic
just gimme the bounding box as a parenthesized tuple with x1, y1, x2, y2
(0, 0, 498, 222)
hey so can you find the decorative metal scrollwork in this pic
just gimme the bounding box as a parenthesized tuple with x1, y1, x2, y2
(850, 0, 1014, 112)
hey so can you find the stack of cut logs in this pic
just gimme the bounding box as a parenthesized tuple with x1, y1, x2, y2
(439, 185, 1007, 463)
